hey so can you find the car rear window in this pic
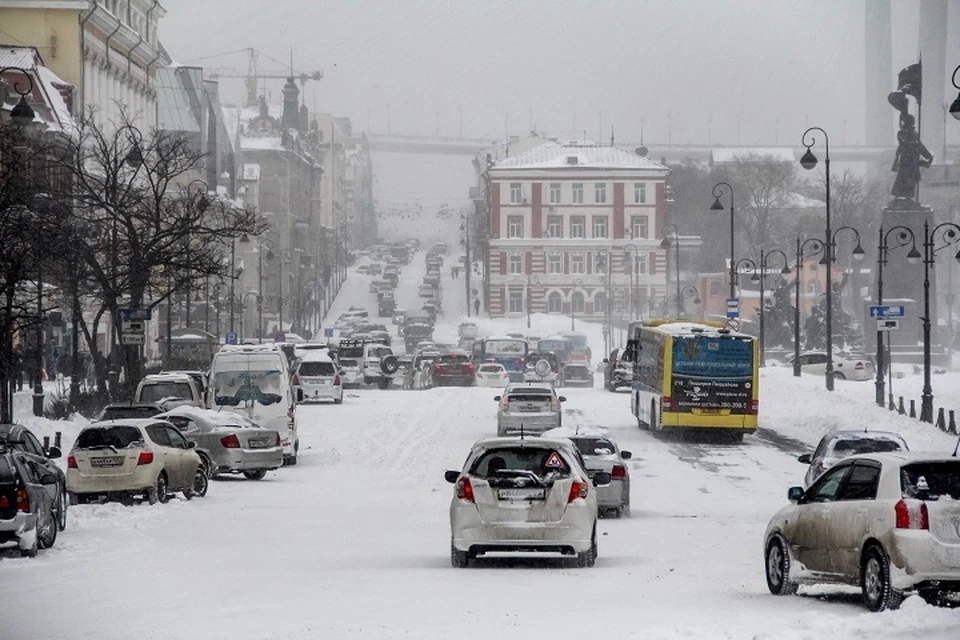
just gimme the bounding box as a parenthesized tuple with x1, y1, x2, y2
(0, 456, 15, 483)
(471, 447, 570, 478)
(101, 406, 163, 420)
(570, 437, 616, 456)
(479, 365, 502, 373)
(299, 361, 335, 376)
(901, 462, 960, 500)
(139, 382, 193, 402)
(76, 426, 144, 449)
(831, 438, 904, 456)
(440, 354, 469, 363)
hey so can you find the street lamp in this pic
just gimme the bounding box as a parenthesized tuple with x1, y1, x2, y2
(793, 237, 823, 377)
(623, 244, 639, 321)
(526, 274, 540, 329)
(950, 64, 960, 121)
(679, 285, 700, 317)
(737, 250, 791, 365)
(709, 182, 736, 300)
(660, 225, 681, 318)
(874, 226, 921, 404)
(920, 221, 960, 422)
(570, 277, 584, 331)
(0, 66, 37, 125)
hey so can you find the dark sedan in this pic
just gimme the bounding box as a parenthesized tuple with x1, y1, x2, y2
(0, 424, 67, 532)
(431, 352, 476, 386)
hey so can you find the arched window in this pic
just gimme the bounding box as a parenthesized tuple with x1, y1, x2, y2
(548, 292, 562, 313)
(572, 291, 585, 313)
(595, 292, 606, 313)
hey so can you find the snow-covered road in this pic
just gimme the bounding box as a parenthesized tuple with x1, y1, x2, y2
(4, 254, 960, 639)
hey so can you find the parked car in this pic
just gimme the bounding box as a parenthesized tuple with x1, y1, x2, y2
(422, 301, 440, 321)
(444, 436, 610, 567)
(156, 406, 282, 481)
(545, 428, 632, 518)
(295, 351, 344, 404)
(67, 419, 205, 505)
(418, 284, 436, 298)
(431, 351, 476, 387)
(0, 448, 59, 556)
(337, 340, 399, 389)
(392, 308, 406, 326)
(495, 383, 566, 437)
(134, 372, 205, 409)
(522, 351, 561, 384)
(559, 363, 594, 387)
(788, 351, 875, 381)
(763, 452, 960, 611)
(475, 362, 509, 388)
(0, 424, 67, 531)
(603, 348, 633, 391)
(798, 429, 909, 488)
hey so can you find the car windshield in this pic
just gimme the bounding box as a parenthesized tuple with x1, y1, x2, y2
(507, 391, 552, 403)
(299, 361, 336, 376)
(570, 437, 617, 456)
(471, 447, 570, 478)
(139, 382, 193, 402)
(479, 365, 503, 373)
(830, 437, 904, 456)
(76, 426, 144, 449)
(901, 462, 960, 500)
(100, 406, 163, 420)
(339, 346, 364, 359)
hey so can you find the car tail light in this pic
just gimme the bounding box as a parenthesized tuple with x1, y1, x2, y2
(67, 455, 77, 469)
(220, 434, 240, 449)
(16, 489, 29, 512)
(551, 396, 560, 411)
(455, 476, 474, 503)
(612, 464, 627, 480)
(568, 478, 588, 503)
(895, 499, 929, 530)
(748, 399, 759, 415)
(434, 364, 443, 371)
(292, 374, 301, 386)
(0, 495, 8, 509)
(334, 374, 341, 386)
(137, 451, 154, 465)
(514, 358, 523, 367)
(662, 397, 673, 412)
(466, 363, 475, 371)
(855, 361, 865, 370)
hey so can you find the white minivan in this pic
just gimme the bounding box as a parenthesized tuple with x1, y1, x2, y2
(207, 344, 302, 465)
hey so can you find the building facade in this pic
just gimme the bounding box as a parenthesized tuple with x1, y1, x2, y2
(485, 142, 671, 322)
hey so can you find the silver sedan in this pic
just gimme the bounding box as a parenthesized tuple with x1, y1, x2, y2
(156, 406, 283, 481)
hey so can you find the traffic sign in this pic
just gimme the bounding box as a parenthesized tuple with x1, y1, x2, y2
(117, 308, 151, 322)
(726, 298, 740, 319)
(120, 321, 144, 333)
(869, 305, 905, 319)
(120, 333, 145, 345)
(877, 319, 900, 332)
(225, 331, 238, 345)
(724, 318, 742, 331)
(324, 328, 334, 338)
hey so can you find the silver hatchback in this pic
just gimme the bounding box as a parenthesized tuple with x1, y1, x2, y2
(495, 383, 565, 437)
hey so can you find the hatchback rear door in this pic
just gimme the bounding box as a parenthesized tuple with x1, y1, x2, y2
(72, 425, 145, 479)
(469, 448, 575, 524)
(506, 389, 554, 415)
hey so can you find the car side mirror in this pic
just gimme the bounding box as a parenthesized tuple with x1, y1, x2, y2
(297, 388, 304, 403)
(593, 471, 612, 487)
(602, 358, 609, 364)
(788, 486, 804, 502)
(188, 441, 197, 449)
(39, 473, 58, 486)
(558, 396, 567, 403)
(493, 396, 501, 402)
(620, 450, 632, 460)
(46, 446, 62, 459)
(797, 453, 812, 464)
(444, 470, 460, 484)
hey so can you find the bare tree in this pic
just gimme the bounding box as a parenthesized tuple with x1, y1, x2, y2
(724, 153, 798, 250)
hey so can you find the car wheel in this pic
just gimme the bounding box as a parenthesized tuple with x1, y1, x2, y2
(861, 544, 903, 611)
(56, 485, 67, 531)
(334, 396, 343, 404)
(197, 453, 213, 479)
(68, 491, 79, 506)
(185, 467, 209, 498)
(39, 505, 58, 549)
(284, 453, 298, 466)
(243, 469, 268, 481)
(833, 372, 846, 381)
(765, 534, 798, 595)
(451, 540, 469, 568)
(19, 527, 38, 558)
(152, 472, 169, 505)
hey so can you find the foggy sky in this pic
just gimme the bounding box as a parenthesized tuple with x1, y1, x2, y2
(159, 0, 956, 148)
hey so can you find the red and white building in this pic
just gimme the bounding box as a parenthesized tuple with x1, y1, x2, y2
(486, 141, 671, 320)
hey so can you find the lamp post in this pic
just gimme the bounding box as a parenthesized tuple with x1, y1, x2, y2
(256, 238, 276, 343)
(709, 182, 736, 300)
(950, 64, 960, 121)
(228, 239, 237, 336)
(793, 238, 823, 377)
(0, 66, 37, 125)
(623, 244, 639, 321)
(921, 221, 960, 422)
(660, 224, 681, 318)
(570, 277, 584, 331)
(526, 274, 540, 329)
(679, 285, 700, 317)
(875, 226, 921, 404)
(738, 250, 791, 365)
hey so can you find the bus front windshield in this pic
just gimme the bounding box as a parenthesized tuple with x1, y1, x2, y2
(485, 339, 526, 356)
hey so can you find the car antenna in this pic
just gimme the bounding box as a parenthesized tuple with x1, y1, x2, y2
(952, 434, 960, 458)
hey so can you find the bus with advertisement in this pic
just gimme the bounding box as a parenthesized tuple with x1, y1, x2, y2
(471, 335, 528, 382)
(625, 320, 759, 441)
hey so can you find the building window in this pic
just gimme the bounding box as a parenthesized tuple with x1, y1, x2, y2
(631, 215, 648, 239)
(509, 183, 522, 204)
(509, 290, 524, 313)
(548, 253, 562, 274)
(509, 254, 523, 274)
(572, 183, 583, 204)
(710, 281, 722, 297)
(508, 215, 523, 238)
(547, 215, 563, 239)
(570, 216, 585, 238)
(595, 292, 606, 313)
(548, 291, 562, 313)
(549, 183, 561, 204)
(634, 182, 647, 204)
(592, 216, 608, 239)
(593, 253, 607, 274)
(635, 252, 648, 274)
(807, 281, 821, 296)
(572, 291, 585, 313)
(595, 183, 607, 204)
(571, 253, 585, 274)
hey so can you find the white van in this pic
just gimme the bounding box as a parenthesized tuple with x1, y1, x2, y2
(207, 344, 302, 465)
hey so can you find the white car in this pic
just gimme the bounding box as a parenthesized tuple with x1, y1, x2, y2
(296, 351, 343, 404)
(475, 363, 509, 387)
(797, 429, 908, 488)
(544, 427, 632, 518)
(445, 437, 610, 568)
(495, 383, 565, 437)
(763, 452, 960, 611)
(788, 351, 875, 381)
(67, 419, 205, 505)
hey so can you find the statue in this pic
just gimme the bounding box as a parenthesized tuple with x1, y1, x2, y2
(889, 113, 933, 202)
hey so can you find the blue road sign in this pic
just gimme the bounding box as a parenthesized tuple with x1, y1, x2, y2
(225, 331, 238, 345)
(324, 327, 334, 338)
(117, 308, 151, 322)
(869, 305, 905, 319)
(726, 298, 740, 319)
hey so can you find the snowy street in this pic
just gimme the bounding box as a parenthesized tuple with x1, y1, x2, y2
(4, 259, 960, 639)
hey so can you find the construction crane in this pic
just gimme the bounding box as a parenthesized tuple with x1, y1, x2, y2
(203, 48, 322, 108)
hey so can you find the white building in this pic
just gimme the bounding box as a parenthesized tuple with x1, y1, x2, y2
(486, 141, 671, 321)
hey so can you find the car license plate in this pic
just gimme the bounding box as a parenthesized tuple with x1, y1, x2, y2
(518, 404, 541, 412)
(498, 488, 545, 500)
(90, 456, 124, 467)
(247, 439, 270, 449)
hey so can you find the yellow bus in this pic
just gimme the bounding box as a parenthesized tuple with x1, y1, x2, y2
(626, 320, 759, 441)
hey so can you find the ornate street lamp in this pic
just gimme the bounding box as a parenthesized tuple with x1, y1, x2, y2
(679, 285, 700, 317)
(710, 182, 736, 300)
(570, 277, 584, 331)
(920, 221, 960, 422)
(950, 64, 960, 121)
(874, 226, 921, 405)
(526, 274, 540, 329)
(660, 224, 681, 318)
(736, 250, 791, 365)
(623, 244, 639, 321)
(0, 66, 36, 125)
(793, 238, 823, 377)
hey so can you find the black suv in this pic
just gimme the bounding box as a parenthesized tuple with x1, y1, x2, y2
(0, 424, 67, 532)
(0, 448, 59, 556)
(603, 348, 633, 391)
